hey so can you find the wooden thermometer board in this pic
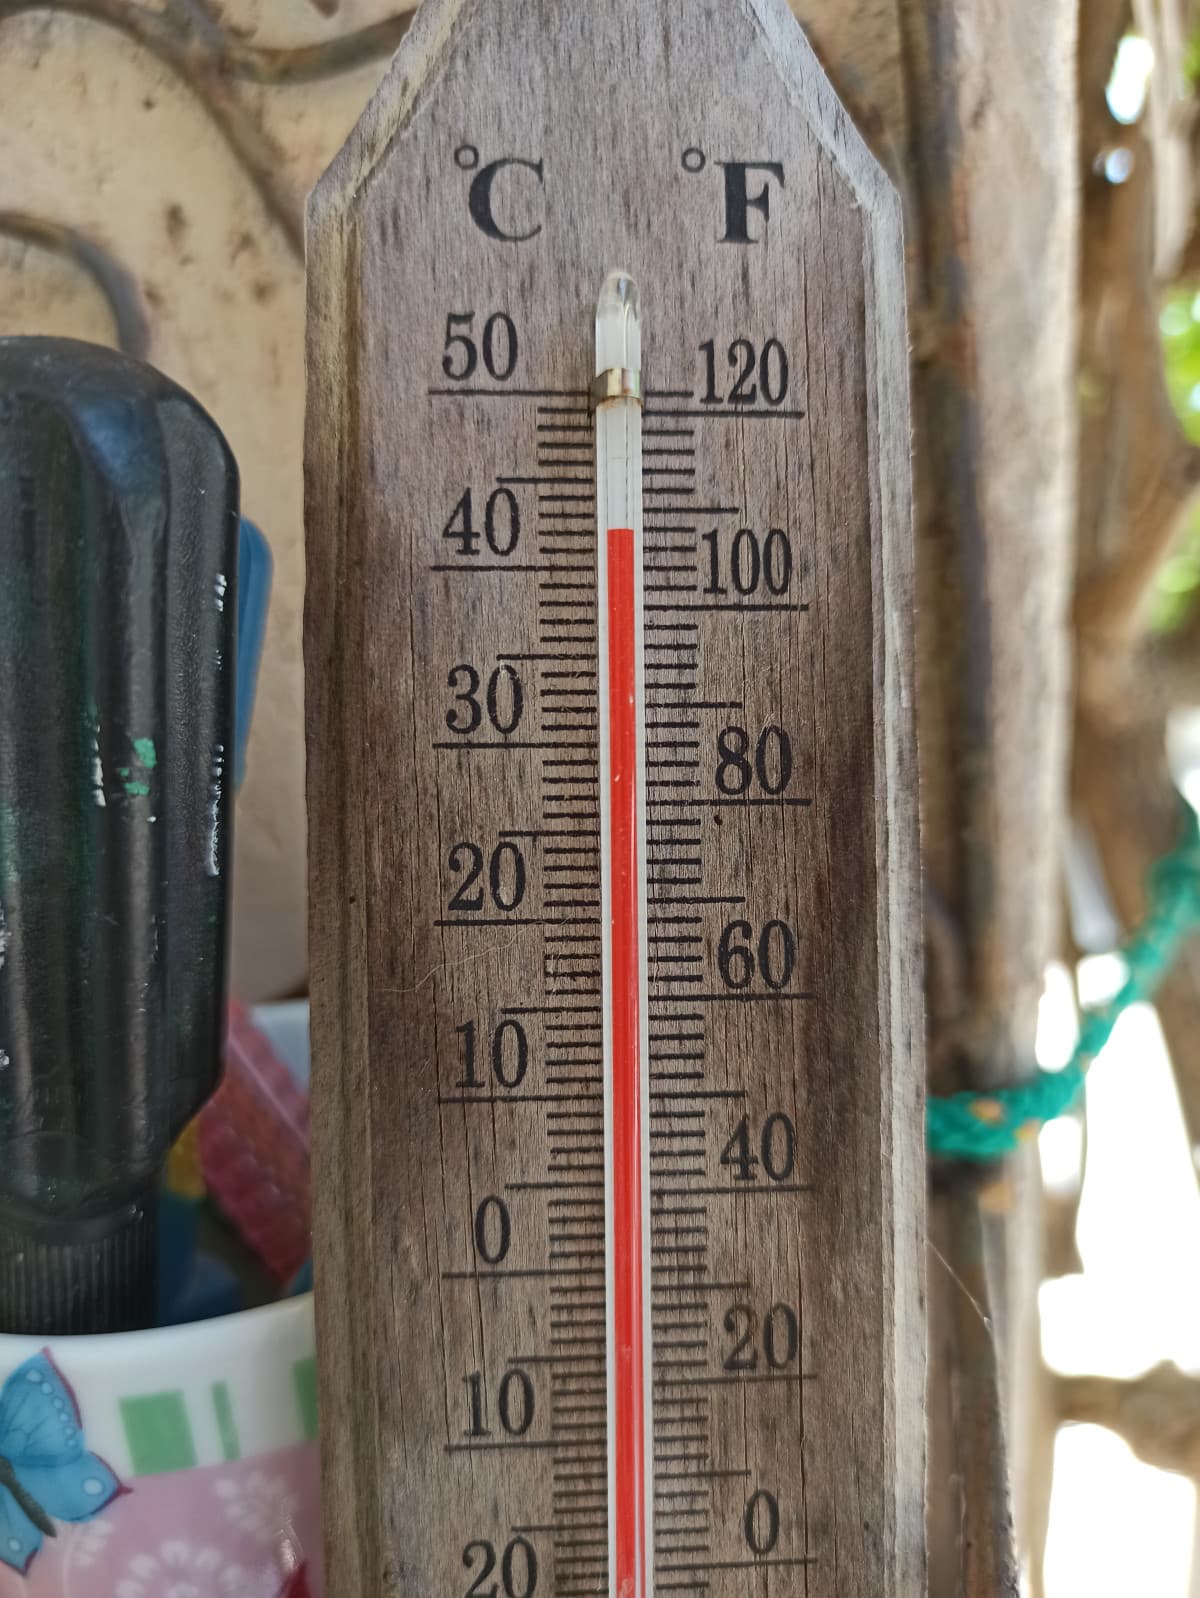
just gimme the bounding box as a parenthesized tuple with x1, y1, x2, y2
(305, 1, 924, 1594)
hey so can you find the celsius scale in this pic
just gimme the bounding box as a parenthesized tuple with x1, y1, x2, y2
(305, 1, 924, 1594)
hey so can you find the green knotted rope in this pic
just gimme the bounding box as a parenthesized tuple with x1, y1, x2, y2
(926, 806, 1200, 1162)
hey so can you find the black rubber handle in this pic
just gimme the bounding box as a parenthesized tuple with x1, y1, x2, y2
(0, 338, 238, 1333)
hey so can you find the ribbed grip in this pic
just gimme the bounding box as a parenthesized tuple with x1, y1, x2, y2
(0, 338, 238, 1334)
(0, 1202, 156, 1335)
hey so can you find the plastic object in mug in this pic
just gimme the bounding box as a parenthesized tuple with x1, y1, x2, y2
(0, 338, 238, 1336)
(197, 1002, 312, 1285)
(235, 519, 272, 789)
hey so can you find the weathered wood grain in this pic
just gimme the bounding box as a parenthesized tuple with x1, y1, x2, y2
(305, 2, 923, 1593)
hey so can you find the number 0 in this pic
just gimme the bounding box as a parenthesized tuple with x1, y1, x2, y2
(744, 1490, 780, 1557)
(482, 313, 518, 381)
(501, 1538, 538, 1598)
(474, 1196, 511, 1264)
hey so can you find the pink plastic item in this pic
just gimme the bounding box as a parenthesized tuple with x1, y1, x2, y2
(197, 1002, 311, 1283)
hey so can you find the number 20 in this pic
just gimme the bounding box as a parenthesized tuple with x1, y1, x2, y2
(463, 1537, 538, 1598)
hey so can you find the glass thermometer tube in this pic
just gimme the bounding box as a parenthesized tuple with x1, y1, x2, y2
(594, 271, 653, 1598)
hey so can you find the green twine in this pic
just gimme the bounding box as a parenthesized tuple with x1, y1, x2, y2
(926, 806, 1200, 1161)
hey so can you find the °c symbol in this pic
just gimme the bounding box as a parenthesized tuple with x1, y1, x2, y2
(682, 146, 706, 173)
(455, 143, 480, 171)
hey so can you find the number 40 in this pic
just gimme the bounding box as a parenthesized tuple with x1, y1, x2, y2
(720, 1112, 797, 1183)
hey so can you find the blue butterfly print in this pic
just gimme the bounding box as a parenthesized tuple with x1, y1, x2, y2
(0, 1352, 123, 1575)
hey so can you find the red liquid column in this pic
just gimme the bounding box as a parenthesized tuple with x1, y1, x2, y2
(605, 525, 648, 1598)
(594, 268, 651, 1598)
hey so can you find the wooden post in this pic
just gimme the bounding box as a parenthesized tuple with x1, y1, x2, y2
(305, 2, 924, 1593)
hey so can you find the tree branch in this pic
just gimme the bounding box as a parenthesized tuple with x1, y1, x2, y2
(1075, 123, 1200, 665)
(1057, 1363, 1200, 1478)
(927, 1193, 1021, 1596)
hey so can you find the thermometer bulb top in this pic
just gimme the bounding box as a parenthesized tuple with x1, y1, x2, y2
(596, 271, 641, 376)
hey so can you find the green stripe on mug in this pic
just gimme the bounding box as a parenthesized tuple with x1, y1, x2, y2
(293, 1356, 318, 1441)
(119, 1390, 197, 1474)
(212, 1379, 241, 1462)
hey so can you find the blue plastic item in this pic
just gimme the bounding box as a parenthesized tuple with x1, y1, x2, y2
(235, 519, 273, 787)
(156, 1191, 243, 1325)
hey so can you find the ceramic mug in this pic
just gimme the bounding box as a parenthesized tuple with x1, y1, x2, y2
(0, 1295, 320, 1598)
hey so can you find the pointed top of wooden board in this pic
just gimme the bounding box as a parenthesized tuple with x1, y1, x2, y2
(309, 0, 901, 241)
(305, 2, 923, 1594)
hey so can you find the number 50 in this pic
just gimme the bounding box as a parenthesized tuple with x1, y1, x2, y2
(443, 312, 519, 382)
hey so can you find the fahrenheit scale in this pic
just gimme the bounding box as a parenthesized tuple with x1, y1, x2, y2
(305, 2, 925, 1596)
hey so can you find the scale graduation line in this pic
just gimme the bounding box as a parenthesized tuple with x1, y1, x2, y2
(595, 270, 653, 1598)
